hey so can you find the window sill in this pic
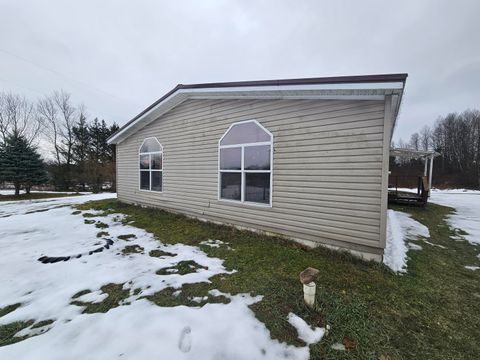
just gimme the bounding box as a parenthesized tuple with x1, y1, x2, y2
(217, 198, 272, 208)
(138, 189, 163, 194)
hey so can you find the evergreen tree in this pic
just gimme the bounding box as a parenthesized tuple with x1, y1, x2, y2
(83, 119, 118, 192)
(86, 118, 104, 192)
(72, 114, 90, 190)
(23, 148, 49, 194)
(0, 134, 48, 195)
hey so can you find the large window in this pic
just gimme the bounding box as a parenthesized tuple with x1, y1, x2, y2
(218, 120, 272, 206)
(139, 137, 163, 192)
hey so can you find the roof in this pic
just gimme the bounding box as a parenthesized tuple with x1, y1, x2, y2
(108, 73, 407, 144)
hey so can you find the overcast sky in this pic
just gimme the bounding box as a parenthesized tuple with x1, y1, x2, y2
(0, 0, 479, 142)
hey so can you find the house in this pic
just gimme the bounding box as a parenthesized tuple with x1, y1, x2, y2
(107, 74, 407, 261)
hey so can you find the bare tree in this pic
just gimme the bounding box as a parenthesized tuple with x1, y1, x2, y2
(427, 109, 480, 187)
(53, 90, 76, 167)
(409, 132, 420, 150)
(395, 138, 408, 149)
(37, 95, 62, 164)
(419, 126, 431, 151)
(0, 92, 43, 145)
(38, 90, 81, 165)
(37, 90, 83, 189)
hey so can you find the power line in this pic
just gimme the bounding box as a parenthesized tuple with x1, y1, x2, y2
(0, 77, 128, 123)
(0, 76, 45, 96)
(0, 47, 139, 108)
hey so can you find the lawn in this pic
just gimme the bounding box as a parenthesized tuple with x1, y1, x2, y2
(72, 198, 479, 359)
(1, 194, 479, 359)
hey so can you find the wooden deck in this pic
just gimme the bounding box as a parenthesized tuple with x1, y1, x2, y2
(388, 176, 429, 206)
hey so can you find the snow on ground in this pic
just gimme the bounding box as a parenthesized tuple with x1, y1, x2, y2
(388, 187, 420, 194)
(199, 239, 226, 248)
(384, 209, 430, 273)
(0, 194, 316, 359)
(0, 189, 90, 195)
(408, 242, 423, 251)
(429, 189, 480, 245)
(0, 193, 112, 218)
(465, 266, 480, 271)
(199, 239, 233, 250)
(75, 290, 109, 304)
(388, 188, 480, 270)
(423, 240, 447, 249)
(287, 313, 325, 345)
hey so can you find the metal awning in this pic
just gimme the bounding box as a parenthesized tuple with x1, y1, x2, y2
(389, 148, 440, 194)
(389, 148, 440, 158)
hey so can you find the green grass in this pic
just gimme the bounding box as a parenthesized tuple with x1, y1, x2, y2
(72, 290, 91, 299)
(82, 212, 98, 218)
(146, 283, 231, 307)
(0, 320, 34, 347)
(74, 198, 480, 359)
(117, 234, 136, 241)
(0, 192, 81, 202)
(0, 303, 21, 318)
(149, 249, 175, 257)
(155, 260, 207, 275)
(121, 245, 144, 255)
(2, 198, 478, 357)
(71, 284, 130, 313)
(31, 319, 54, 329)
(94, 221, 109, 229)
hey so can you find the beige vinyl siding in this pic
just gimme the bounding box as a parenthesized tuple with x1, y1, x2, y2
(116, 98, 387, 256)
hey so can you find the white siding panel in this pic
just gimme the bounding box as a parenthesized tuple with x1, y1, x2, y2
(116, 99, 386, 256)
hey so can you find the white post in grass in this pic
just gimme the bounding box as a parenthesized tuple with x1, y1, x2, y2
(428, 154, 434, 193)
(300, 267, 319, 308)
(424, 156, 428, 176)
(303, 282, 316, 308)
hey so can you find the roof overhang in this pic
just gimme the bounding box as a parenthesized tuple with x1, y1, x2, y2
(108, 74, 407, 145)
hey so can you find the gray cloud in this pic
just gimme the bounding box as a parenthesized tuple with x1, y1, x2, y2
(0, 0, 478, 141)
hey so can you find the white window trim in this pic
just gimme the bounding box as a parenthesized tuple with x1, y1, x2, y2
(218, 119, 273, 207)
(138, 137, 164, 193)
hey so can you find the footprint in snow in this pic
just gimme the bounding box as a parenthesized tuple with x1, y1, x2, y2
(178, 326, 192, 353)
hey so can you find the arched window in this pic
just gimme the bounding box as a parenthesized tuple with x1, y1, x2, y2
(218, 120, 272, 206)
(139, 137, 163, 192)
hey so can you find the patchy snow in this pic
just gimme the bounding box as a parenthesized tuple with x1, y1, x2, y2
(388, 187, 419, 194)
(0, 193, 317, 359)
(465, 266, 480, 271)
(199, 239, 225, 248)
(408, 242, 423, 251)
(431, 188, 480, 194)
(429, 189, 480, 245)
(190, 296, 208, 303)
(75, 290, 109, 304)
(287, 313, 325, 345)
(450, 235, 464, 241)
(200, 239, 233, 250)
(384, 209, 430, 273)
(423, 240, 447, 249)
(1, 296, 311, 360)
(331, 343, 346, 351)
(0, 192, 115, 218)
(0, 189, 90, 195)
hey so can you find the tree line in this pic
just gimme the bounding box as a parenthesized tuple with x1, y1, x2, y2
(0, 90, 118, 194)
(391, 109, 480, 189)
